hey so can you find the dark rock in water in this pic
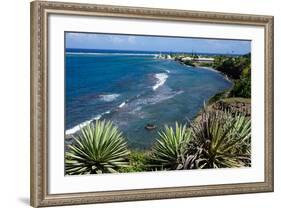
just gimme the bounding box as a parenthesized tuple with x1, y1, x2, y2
(145, 123, 157, 131)
(65, 134, 73, 140)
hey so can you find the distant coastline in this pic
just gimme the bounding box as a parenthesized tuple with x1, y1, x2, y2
(66, 48, 248, 57)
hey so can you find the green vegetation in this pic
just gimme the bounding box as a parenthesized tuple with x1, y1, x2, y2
(186, 110, 251, 169)
(119, 151, 151, 172)
(230, 75, 251, 98)
(213, 54, 250, 79)
(172, 53, 251, 98)
(66, 110, 251, 174)
(213, 53, 251, 98)
(151, 123, 192, 170)
(65, 120, 130, 175)
(184, 60, 196, 67)
(65, 53, 252, 175)
(196, 62, 213, 67)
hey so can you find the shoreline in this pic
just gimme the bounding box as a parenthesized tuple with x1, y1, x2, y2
(65, 55, 232, 142)
(196, 66, 218, 73)
(196, 66, 232, 83)
(163, 55, 233, 83)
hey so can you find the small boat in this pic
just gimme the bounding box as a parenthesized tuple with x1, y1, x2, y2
(145, 123, 157, 131)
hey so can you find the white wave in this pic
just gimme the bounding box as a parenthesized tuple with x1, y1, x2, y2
(150, 90, 184, 104)
(152, 73, 168, 91)
(99, 94, 120, 102)
(65, 110, 112, 136)
(65, 119, 92, 135)
(136, 89, 184, 106)
(118, 102, 126, 108)
(93, 115, 102, 120)
(165, 70, 170, 73)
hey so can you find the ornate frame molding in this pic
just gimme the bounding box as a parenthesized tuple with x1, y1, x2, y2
(30, 1, 274, 207)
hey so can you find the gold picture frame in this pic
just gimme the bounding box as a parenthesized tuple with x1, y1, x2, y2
(30, 1, 274, 207)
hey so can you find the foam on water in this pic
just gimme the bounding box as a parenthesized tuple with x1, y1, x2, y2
(65, 120, 91, 135)
(152, 73, 168, 91)
(65, 110, 111, 135)
(118, 102, 126, 108)
(99, 94, 120, 102)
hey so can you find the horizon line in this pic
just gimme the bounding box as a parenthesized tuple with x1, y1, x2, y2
(65, 48, 250, 55)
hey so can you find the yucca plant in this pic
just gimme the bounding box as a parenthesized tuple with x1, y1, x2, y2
(186, 110, 251, 169)
(151, 122, 192, 170)
(65, 120, 130, 175)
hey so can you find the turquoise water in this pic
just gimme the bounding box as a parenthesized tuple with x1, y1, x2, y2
(65, 52, 232, 149)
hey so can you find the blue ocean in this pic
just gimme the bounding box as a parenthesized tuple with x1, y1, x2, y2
(65, 49, 232, 149)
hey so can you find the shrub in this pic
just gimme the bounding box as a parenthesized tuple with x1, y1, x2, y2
(151, 122, 192, 170)
(65, 120, 130, 175)
(230, 76, 251, 98)
(213, 54, 251, 80)
(184, 110, 251, 169)
(184, 60, 195, 67)
(119, 151, 151, 173)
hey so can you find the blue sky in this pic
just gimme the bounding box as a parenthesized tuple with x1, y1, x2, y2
(65, 32, 251, 54)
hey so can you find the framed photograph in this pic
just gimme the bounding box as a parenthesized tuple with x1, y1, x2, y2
(30, 1, 274, 207)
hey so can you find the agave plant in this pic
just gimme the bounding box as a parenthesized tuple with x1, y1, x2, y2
(185, 110, 251, 169)
(151, 122, 192, 170)
(65, 120, 130, 175)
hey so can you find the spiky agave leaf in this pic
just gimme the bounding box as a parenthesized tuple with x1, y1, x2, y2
(151, 122, 192, 170)
(65, 120, 130, 175)
(188, 110, 251, 169)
